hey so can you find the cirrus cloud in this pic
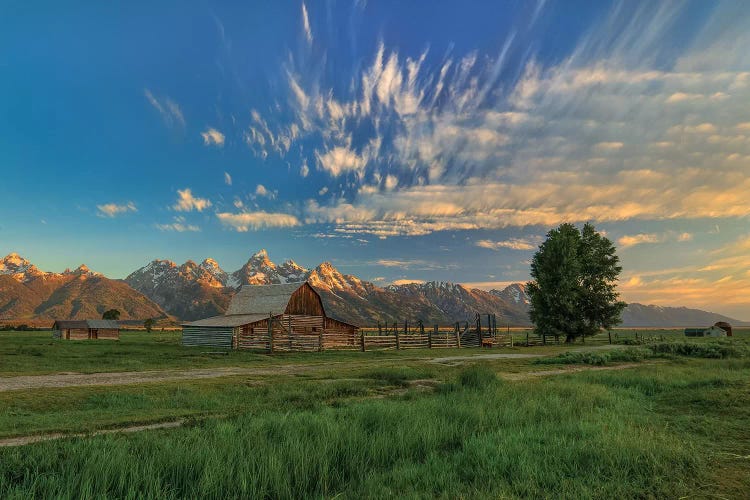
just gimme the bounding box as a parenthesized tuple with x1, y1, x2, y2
(216, 211, 300, 231)
(97, 201, 137, 218)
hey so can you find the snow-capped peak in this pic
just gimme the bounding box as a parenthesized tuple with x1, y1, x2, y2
(63, 264, 101, 277)
(0, 253, 49, 282)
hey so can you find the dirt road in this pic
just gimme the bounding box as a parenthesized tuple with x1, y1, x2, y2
(0, 365, 322, 392)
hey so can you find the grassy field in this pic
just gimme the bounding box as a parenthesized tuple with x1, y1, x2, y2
(0, 330, 748, 498)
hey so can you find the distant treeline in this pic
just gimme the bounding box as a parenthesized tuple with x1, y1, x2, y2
(0, 324, 43, 331)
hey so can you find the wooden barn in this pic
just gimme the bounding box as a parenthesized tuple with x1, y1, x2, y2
(52, 320, 120, 340)
(714, 321, 733, 337)
(182, 282, 359, 351)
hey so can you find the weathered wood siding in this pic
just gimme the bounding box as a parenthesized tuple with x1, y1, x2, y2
(68, 328, 89, 340)
(182, 326, 234, 348)
(235, 314, 359, 351)
(284, 284, 325, 317)
(323, 317, 359, 349)
(96, 329, 119, 340)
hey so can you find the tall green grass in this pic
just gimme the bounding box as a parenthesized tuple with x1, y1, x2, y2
(0, 364, 723, 498)
(537, 340, 749, 366)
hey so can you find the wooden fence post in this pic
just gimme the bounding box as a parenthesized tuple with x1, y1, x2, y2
(360, 331, 365, 352)
(456, 323, 462, 349)
(608, 330, 612, 344)
(526, 331, 529, 347)
(378, 321, 382, 336)
(268, 313, 274, 353)
(429, 325, 436, 349)
(288, 315, 293, 350)
(318, 327, 324, 352)
(395, 325, 401, 350)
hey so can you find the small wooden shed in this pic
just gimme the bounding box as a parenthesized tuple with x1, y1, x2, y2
(52, 320, 120, 340)
(714, 321, 732, 337)
(182, 282, 359, 351)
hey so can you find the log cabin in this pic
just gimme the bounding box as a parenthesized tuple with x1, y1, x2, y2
(52, 320, 120, 340)
(182, 282, 359, 351)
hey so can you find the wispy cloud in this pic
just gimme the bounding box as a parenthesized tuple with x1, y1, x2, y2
(618, 231, 694, 249)
(618, 233, 663, 248)
(144, 89, 185, 128)
(173, 189, 212, 212)
(155, 216, 200, 232)
(224, 172, 232, 185)
(216, 211, 300, 231)
(243, 1, 750, 238)
(391, 279, 425, 286)
(201, 128, 225, 146)
(97, 202, 137, 218)
(476, 238, 537, 251)
(301, 2, 313, 45)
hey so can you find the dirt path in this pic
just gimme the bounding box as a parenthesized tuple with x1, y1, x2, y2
(0, 365, 334, 393)
(501, 362, 647, 380)
(429, 353, 542, 364)
(0, 344, 629, 392)
(0, 420, 184, 448)
(429, 343, 619, 364)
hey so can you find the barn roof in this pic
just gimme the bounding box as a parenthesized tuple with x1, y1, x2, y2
(53, 319, 119, 329)
(184, 314, 268, 328)
(225, 282, 309, 316)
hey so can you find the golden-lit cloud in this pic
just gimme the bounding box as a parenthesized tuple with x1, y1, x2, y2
(173, 189, 212, 212)
(476, 238, 537, 251)
(96, 201, 137, 218)
(155, 216, 200, 232)
(201, 128, 225, 146)
(216, 211, 300, 231)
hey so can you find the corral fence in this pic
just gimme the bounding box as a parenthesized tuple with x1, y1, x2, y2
(224, 313, 662, 353)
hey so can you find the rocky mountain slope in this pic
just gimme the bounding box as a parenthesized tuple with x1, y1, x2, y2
(621, 303, 743, 327)
(124, 259, 233, 321)
(0, 253, 167, 321)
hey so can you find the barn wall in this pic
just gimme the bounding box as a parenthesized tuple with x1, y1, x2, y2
(236, 314, 359, 351)
(182, 326, 234, 348)
(68, 328, 89, 340)
(323, 317, 359, 349)
(284, 285, 325, 317)
(97, 329, 120, 340)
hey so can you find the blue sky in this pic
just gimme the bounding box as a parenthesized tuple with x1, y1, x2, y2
(1, 1, 750, 318)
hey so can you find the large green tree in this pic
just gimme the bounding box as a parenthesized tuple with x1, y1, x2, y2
(102, 309, 120, 320)
(527, 223, 626, 342)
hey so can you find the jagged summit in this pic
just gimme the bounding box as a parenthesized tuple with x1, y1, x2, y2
(63, 264, 101, 277)
(490, 283, 530, 306)
(1, 253, 50, 282)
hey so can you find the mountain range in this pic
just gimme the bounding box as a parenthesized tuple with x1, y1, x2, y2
(0, 253, 166, 321)
(1, 251, 745, 327)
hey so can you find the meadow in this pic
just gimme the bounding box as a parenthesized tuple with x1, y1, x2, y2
(0, 329, 748, 498)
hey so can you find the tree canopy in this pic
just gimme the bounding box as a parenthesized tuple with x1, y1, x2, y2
(526, 223, 626, 342)
(144, 318, 155, 333)
(102, 309, 120, 320)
